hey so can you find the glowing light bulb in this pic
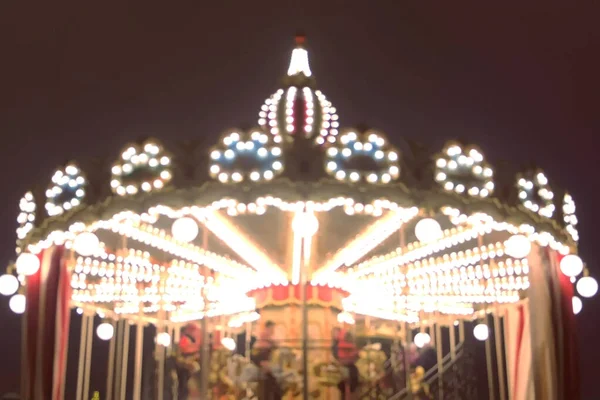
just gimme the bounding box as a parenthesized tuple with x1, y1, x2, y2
(171, 217, 199, 243)
(414, 218, 442, 243)
(413, 332, 431, 348)
(473, 323, 489, 341)
(16, 253, 40, 276)
(9, 294, 26, 314)
(96, 322, 114, 340)
(221, 337, 236, 351)
(73, 232, 100, 256)
(572, 296, 582, 315)
(559, 254, 583, 277)
(292, 211, 319, 238)
(0, 274, 19, 296)
(504, 235, 531, 259)
(156, 332, 171, 347)
(576, 276, 598, 298)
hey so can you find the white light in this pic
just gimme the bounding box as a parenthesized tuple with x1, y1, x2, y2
(9, 294, 26, 314)
(16, 253, 40, 276)
(221, 337, 236, 351)
(559, 255, 583, 277)
(96, 322, 114, 341)
(576, 276, 598, 298)
(572, 296, 582, 315)
(292, 211, 319, 238)
(156, 332, 171, 347)
(0, 274, 19, 296)
(473, 323, 489, 341)
(171, 217, 199, 243)
(73, 232, 100, 256)
(413, 332, 431, 348)
(414, 218, 443, 243)
(287, 48, 312, 77)
(504, 235, 531, 259)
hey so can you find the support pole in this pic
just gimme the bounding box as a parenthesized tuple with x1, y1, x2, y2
(404, 322, 413, 400)
(113, 320, 124, 400)
(106, 320, 117, 400)
(82, 314, 94, 400)
(245, 321, 251, 358)
(132, 319, 144, 400)
(20, 309, 27, 400)
(156, 330, 165, 400)
(458, 320, 465, 343)
(76, 314, 89, 400)
(494, 311, 506, 400)
(119, 322, 131, 400)
(449, 322, 456, 359)
(436, 322, 443, 399)
(485, 316, 496, 400)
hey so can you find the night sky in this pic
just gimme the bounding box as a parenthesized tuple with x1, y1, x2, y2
(1, 2, 599, 398)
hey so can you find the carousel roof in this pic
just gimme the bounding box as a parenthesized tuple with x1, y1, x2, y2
(1, 36, 594, 326)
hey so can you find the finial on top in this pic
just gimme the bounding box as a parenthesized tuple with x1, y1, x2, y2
(295, 32, 306, 46)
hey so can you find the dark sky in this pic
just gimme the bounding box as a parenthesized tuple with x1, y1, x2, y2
(1, 1, 599, 398)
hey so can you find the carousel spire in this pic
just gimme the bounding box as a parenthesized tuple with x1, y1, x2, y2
(287, 34, 312, 77)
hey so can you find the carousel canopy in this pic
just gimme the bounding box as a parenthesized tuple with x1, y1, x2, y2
(2, 36, 593, 327)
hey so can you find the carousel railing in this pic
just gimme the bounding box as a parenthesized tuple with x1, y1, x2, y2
(389, 342, 477, 400)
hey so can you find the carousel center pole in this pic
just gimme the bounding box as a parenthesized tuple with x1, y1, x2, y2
(301, 246, 309, 400)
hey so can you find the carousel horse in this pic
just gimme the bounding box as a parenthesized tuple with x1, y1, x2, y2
(409, 366, 431, 399)
(208, 346, 238, 400)
(159, 322, 204, 400)
(355, 343, 390, 398)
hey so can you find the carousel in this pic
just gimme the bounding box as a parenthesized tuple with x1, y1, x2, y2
(0, 35, 593, 400)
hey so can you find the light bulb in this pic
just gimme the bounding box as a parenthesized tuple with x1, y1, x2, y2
(156, 332, 171, 347)
(9, 294, 26, 314)
(171, 217, 199, 243)
(292, 211, 319, 238)
(572, 296, 582, 315)
(576, 276, 598, 298)
(559, 255, 583, 277)
(473, 323, 489, 341)
(73, 232, 100, 256)
(16, 253, 40, 276)
(414, 218, 442, 243)
(413, 332, 431, 348)
(221, 337, 236, 351)
(504, 235, 531, 259)
(0, 274, 19, 296)
(96, 322, 114, 341)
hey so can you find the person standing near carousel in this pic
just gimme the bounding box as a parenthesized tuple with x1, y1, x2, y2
(250, 320, 282, 400)
(336, 328, 359, 399)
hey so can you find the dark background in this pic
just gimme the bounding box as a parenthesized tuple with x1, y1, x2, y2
(1, 1, 598, 398)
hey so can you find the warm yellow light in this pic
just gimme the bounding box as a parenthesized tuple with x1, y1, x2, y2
(560, 254, 583, 277)
(16, 253, 40, 276)
(414, 218, 443, 243)
(292, 211, 319, 238)
(504, 234, 531, 259)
